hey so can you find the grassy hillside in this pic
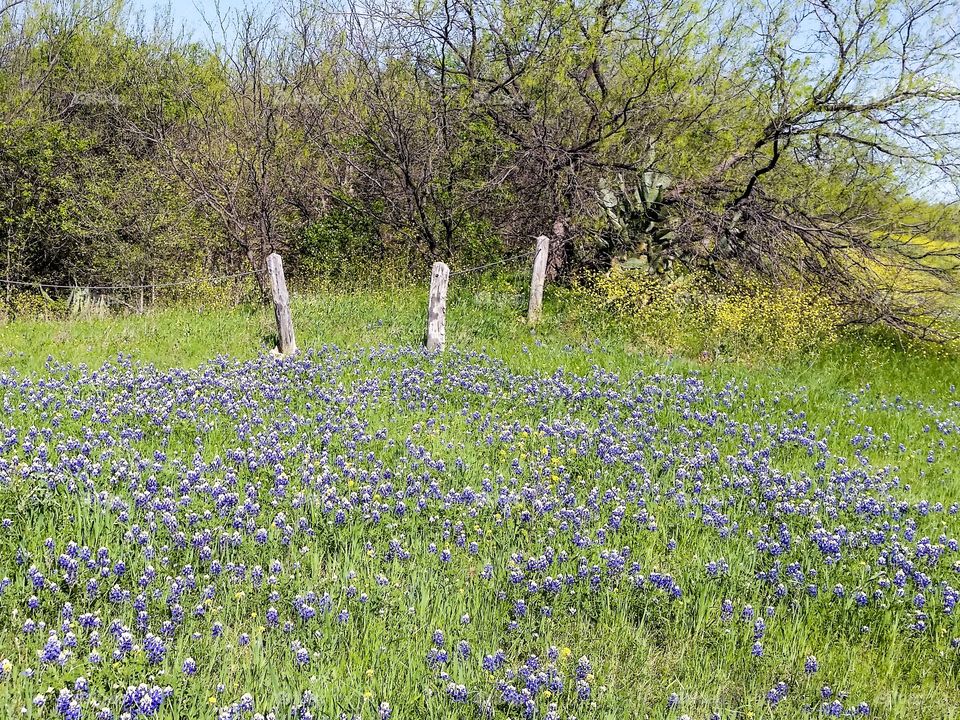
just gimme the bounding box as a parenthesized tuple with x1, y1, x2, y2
(1, 281, 957, 396)
(0, 285, 958, 718)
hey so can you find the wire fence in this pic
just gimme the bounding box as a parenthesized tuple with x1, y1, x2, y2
(0, 270, 259, 292)
(448, 247, 538, 277)
(0, 246, 540, 294)
(0, 237, 552, 354)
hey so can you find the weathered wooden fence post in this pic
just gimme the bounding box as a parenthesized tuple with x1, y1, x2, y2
(266, 253, 297, 355)
(426, 261, 450, 352)
(527, 235, 550, 324)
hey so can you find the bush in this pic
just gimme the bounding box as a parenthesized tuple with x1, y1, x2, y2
(574, 269, 843, 360)
(711, 281, 844, 357)
(0, 290, 68, 321)
(294, 209, 384, 287)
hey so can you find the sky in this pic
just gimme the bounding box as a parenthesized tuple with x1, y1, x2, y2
(131, 0, 251, 39)
(129, 0, 957, 203)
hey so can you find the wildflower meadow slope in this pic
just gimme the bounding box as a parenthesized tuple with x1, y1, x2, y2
(0, 342, 958, 718)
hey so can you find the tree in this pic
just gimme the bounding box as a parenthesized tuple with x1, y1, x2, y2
(663, 0, 960, 335)
(128, 4, 318, 291)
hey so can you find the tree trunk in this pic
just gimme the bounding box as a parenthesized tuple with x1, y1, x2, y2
(546, 217, 568, 282)
(246, 244, 271, 300)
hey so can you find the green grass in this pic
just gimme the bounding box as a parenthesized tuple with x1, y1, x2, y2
(0, 280, 958, 719)
(2, 281, 958, 457)
(2, 280, 958, 384)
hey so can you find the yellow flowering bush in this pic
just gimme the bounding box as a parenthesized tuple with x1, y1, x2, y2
(712, 281, 844, 357)
(574, 268, 844, 360)
(579, 268, 711, 324)
(0, 290, 68, 321)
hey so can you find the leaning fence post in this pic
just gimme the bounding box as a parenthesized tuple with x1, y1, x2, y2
(266, 253, 297, 355)
(527, 235, 550, 324)
(426, 261, 450, 352)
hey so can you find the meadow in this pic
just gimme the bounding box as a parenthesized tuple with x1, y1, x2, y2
(0, 283, 959, 719)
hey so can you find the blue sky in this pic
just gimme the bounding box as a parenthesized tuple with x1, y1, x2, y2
(131, 0, 250, 38)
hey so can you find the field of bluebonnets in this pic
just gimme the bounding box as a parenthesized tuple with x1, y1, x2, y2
(0, 289, 959, 720)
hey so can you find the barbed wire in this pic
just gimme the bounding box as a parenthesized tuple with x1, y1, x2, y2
(0, 270, 259, 292)
(0, 244, 543, 293)
(448, 247, 539, 278)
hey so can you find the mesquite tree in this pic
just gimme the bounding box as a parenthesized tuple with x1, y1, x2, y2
(663, 0, 960, 334)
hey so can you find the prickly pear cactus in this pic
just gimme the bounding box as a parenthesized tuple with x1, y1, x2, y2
(598, 170, 676, 274)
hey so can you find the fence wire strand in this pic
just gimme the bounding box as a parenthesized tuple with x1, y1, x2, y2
(0, 270, 259, 292)
(448, 247, 538, 277)
(0, 243, 543, 294)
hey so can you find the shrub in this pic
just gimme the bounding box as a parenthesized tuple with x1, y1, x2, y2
(0, 290, 68, 321)
(711, 281, 844, 357)
(574, 269, 844, 360)
(294, 209, 384, 287)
